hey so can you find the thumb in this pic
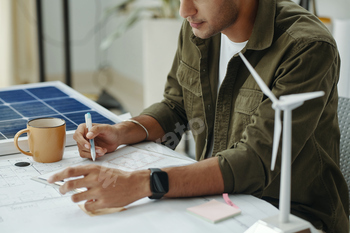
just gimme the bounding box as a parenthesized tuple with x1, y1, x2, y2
(86, 124, 102, 139)
(86, 131, 94, 139)
(84, 199, 102, 213)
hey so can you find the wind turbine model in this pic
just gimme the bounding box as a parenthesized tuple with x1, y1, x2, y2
(239, 52, 321, 233)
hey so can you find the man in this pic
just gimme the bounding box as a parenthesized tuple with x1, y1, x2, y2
(48, 0, 349, 232)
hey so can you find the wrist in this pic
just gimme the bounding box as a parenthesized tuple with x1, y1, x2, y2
(130, 169, 152, 199)
(116, 120, 148, 145)
(124, 119, 149, 141)
(113, 122, 130, 145)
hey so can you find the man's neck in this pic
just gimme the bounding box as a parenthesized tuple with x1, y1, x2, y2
(222, 0, 259, 43)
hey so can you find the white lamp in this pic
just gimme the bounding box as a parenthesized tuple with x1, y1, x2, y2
(239, 52, 321, 233)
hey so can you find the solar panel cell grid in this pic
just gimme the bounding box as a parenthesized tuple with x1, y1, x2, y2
(0, 90, 36, 103)
(44, 98, 90, 113)
(11, 101, 58, 117)
(27, 86, 68, 99)
(0, 119, 28, 139)
(0, 85, 116, 141)
(0, 105, 23, 121)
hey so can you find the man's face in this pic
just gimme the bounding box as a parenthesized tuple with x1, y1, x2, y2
(179, 0, 239, 39)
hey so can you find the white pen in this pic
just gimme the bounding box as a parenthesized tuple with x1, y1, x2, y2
(84, 112, 96, 161)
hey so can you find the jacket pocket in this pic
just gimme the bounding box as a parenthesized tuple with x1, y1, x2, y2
(176, 61, 203, 121)
(235, 89, 262, 115)
(229, 89, 263, 147)
(176, 61, 202, 97)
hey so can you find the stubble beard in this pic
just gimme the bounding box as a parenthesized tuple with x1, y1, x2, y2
(189, 2, 239, 39)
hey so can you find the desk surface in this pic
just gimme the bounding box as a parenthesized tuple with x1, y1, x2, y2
(0, 143, 279, 233)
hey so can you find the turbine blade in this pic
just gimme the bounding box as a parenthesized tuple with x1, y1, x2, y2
(239, 52, 278, 103)
(280, 91, 324, 105)
(271, 109, 282, 171)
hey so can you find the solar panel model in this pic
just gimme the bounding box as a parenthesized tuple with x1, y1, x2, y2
(0, 81, 122, 156)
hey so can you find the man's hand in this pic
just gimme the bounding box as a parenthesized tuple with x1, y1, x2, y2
(73, 115, 166, 160)
(73, 124, 122, 159)
(47, 158, 224, 212)
(47, 165, 152, 212)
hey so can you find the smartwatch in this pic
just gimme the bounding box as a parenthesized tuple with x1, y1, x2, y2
(148, 168, 169, 199)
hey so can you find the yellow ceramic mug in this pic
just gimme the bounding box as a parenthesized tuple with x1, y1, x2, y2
(14, 118, 66, 163)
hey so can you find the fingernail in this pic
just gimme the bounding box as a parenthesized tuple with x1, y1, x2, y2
(96, 148, 102, 154)
(84, 144, 89, 149)
(47, 176, 53, 183)
(86, 132, 93, 138)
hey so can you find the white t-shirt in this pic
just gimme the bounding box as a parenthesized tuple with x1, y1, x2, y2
(207, 34, 248, 158)
(218, 34, 248, 90)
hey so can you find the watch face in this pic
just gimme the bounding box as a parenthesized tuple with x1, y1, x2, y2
(152, 172, 169, 193)
(149, 169, 169, 199)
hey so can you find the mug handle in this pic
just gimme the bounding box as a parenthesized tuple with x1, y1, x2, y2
(14, 129, 33, 156)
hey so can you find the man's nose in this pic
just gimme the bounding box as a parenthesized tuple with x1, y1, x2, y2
(179, 0, 197, 19)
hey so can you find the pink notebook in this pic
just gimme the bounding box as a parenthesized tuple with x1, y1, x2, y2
(187, 199, 241, 223)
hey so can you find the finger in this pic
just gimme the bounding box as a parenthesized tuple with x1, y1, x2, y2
(47, 165, 98, 184)
(73, 124, 90, 148)
(77, 145, 92, 159)
(86, 124, 116, 139)
(95, 146, 107, 156)
(74, 140, 93, 159)
(59, 175, 93, 195)
(79, 145, 106, 159)
(78, 140, 107, 159)
(85, 124, 101, 139)
(83, 125, 105, 151)
(84, 199, 108, 212)
(71, 190, 97, 203)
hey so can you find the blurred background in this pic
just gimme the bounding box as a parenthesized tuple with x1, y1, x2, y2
(0, 0, 183, 116)
(1, 0, 350, 113)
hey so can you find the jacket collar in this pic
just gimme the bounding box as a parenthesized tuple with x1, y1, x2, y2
(246, 0, 276, 51)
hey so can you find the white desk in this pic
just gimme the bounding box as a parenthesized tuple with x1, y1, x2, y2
(0, 143, 279, 233)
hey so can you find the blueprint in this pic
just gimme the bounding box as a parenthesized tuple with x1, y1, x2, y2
(0, 148, 84, 207)
(0, 143, 279, 233)
(36, 142, 195, 184)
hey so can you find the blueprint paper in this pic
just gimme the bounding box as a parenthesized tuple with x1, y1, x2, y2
(0, 145, 278, 233)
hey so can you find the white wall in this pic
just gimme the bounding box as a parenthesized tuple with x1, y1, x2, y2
(291, 0, 350, 19)
(105, 17, 145, 85)
(0, 0, 13, 87)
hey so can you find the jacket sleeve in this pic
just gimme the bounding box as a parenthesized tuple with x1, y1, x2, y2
(217, 40, 340, 196)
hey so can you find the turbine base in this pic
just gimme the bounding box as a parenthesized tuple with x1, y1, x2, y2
(244, 214, 318, 233)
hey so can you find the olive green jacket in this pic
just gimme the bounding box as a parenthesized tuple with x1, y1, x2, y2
(141, 0, 349, 232)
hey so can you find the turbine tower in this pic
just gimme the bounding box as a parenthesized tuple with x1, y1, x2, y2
(239, 52, 321, 233)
